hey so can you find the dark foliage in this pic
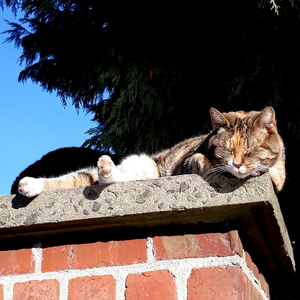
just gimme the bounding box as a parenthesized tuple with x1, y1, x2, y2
(10, 147, 121, 194)
(2, 0, 300, 154)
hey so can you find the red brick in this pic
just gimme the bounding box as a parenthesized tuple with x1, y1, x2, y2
(0, 285, 3, 300)
(245, 251, 259, 279)
(188, 267, 266, 300)
(125, 270, 177, 300)
(259, 273, 270, 298)
(197, 231, 242, 257)
(13, 280, 59, 300)
(42, 239, 147, 272)
(109, 239, 147, 265)
(153, 231, 243, 260)
(42, 245, 73, 272)
(72, 242, 109, 269)
(227, 231, 244, 257)
(68, 275, 116, 300)
(244, 251, 253, 269)
(243, 252, 270, 298)
(154, 234, 199, 259)
(0, 248, 34, 275)
(72, 239, 147, 269)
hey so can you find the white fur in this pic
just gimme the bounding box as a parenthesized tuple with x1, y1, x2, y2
(224, 159, 251, 178)
(18, 177, 44, 198)
(98, 154, 159, 183)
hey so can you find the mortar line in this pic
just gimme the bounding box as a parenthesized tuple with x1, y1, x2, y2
(0, 255, 243, 284)
(169, 267, 191, 300)
(3, 282, 13, 300)
(114, 271, 127, 300)
(59, 277, 69, 300)
(146, 237, 156, 263)
(32, 242, 42, 274)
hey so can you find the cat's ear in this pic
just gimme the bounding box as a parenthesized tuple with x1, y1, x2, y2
(254, 107, 277, 133)
(210, 108, 229, 132)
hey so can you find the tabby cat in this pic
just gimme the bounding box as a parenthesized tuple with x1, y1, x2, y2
(18, 107, 285, 198)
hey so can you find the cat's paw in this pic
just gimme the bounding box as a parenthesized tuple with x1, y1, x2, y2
(18, 177, 44, 198)
(98, 155, 115, 182)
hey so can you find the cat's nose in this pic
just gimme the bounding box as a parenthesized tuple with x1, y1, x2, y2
(233, 161, 242, 168)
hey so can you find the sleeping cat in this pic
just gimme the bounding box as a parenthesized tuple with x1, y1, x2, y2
(18, 107, 285, 198)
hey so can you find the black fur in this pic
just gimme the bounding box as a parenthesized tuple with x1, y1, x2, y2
(11, 147, 121, 194)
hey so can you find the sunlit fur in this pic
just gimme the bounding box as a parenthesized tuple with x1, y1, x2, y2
(203, 107, 285, 191)
(18, 107, 285, 198)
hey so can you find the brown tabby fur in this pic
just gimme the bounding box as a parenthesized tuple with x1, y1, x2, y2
(151, 107, 285, 192)
(18, 107, 285, 197)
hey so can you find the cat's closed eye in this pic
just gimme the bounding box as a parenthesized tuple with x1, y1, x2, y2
(221, 147, 234, 155)
(245, 146, 259, 155)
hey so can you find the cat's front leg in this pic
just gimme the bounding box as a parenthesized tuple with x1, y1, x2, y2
(269, 158, 286, 192)
(182, 153, 213, 175)
(98, 155, 116, 183)
(18, 177, 44, 198)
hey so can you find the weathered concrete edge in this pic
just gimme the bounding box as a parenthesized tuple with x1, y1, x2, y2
(0, 173, 295, 272)
(0, 173, 277, 227)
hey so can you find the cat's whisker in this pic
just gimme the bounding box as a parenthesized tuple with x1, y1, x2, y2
(253, 164, 271, 173)
(202, 165, 227, 181)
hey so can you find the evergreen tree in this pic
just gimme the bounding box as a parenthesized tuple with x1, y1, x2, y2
(2, 0, 300, 154)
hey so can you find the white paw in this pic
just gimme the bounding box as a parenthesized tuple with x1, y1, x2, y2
(98, 155, 114, 182)
(18, 177, 44, 198)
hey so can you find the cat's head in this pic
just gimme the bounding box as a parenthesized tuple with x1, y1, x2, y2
(207, 107, 284, 179)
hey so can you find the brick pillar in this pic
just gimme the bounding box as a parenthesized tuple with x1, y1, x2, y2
(0, 174, 295, 299)
(0, 231, 270, 300)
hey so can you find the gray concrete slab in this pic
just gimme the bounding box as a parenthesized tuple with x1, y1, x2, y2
(0, 173, 295, 274)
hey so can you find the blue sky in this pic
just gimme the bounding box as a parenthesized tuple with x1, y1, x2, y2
(0, 9, 95, 195)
